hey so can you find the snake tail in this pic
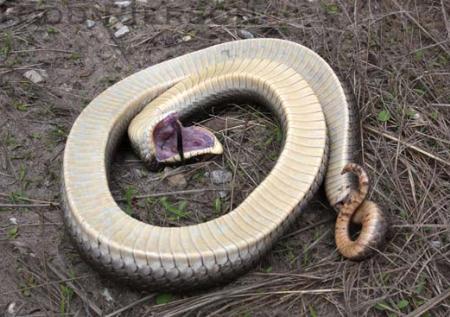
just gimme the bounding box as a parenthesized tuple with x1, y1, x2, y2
(335, 163, 389, 260)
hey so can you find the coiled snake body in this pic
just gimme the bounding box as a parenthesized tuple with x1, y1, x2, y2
(62, 39, 387, 289)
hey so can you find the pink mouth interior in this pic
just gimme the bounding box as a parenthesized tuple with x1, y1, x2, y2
(153, 113, 215, 161)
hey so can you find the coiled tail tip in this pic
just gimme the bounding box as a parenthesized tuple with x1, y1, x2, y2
(335, 164, 389, 261)
(336, 200, 389, 260)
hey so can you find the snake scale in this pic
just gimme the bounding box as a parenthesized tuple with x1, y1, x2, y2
(62, 39, 388, 289)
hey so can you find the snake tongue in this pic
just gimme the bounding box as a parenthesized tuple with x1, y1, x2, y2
(153, 113, 223, 162)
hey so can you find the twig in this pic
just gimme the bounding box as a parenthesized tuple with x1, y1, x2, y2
(0, 193, 59, 205)
(0, 63, 45, 75)
(105, 294, 155, 317)
(441, 0, 450, 39)
(117, 188, 229, 201)
(0, 222, 62, 229)
(230, 288, 345, 296)
(365, 126, 450, 167)
(221, 26, 239, 40)
(391, 224, 448, 229)
(131, 31, 163, 48)
(430, 103, 450, 107)
(0, 203, 54, 208)
(10, 49, 78, 54)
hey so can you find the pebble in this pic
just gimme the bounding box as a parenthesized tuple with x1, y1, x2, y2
(238, 29, 254, 39)
(60, 83, 72, 92)
(121, 14, 133, 23)
(430, 240, 441, 248)
(164, 168, 187, 188)
(113, 21, 125, 30)
(145, 0, 162, 9)
(24, 69, 47, 84)
(101, 288, 114, 302)
(9, 217, 17, 225)
(4, 302, 16, 317)
(182, 35, 192, 42)
(114, 25, 130, 38)
(210, 169, 233, 185)
(86, 19, 96, 29)
(167, 173, 187, 188)
(218, 191, 228, 199)
(115, 1, 131, 8)
(109, 16, 119, 26)
(134, 168, 148, 178)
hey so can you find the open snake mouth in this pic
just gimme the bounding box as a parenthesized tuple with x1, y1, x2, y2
(153, 113, 221, 162)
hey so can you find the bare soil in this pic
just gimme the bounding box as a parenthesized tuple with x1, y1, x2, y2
(0, 1, 449, 316)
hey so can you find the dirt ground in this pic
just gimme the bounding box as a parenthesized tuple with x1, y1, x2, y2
(1, 0, 449, 316)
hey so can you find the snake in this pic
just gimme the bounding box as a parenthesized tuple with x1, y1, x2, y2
(61, 39, 388, 289)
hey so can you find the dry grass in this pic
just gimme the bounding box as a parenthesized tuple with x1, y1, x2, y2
(0, 0, 449, 316)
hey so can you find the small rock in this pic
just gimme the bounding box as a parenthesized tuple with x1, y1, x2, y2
(182, 35, 192, 42)
(210, 169, 233, 185)
(113, 21, 125, 30)
(9, 217, 17, 225)
(121, 14, 133, 23)
(145, 0, 162, 9)
(60, 83, 72, 92)
(109, 16, 119, 26)
(134, 168, 148, 178)
(238, 29, 254, 39)
(115, 1, 131, 8)
(164, 167, 187, 188)
(430, 240, 442, 248)
(114, 25, 130, 38)
(6, 8, 15, 16)
(4, 302, 16, 317)
(168, 174, 187, 188)
(218, 191, 228, 199)
(101, 288, 114, 302)
(24, 69, 47, 84)
(86, 19, 96, 29)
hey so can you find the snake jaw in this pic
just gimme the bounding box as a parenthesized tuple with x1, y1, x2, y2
(153, 113, 223, 163)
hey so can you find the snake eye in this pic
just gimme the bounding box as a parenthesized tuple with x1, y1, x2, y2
(153, 113, 223, 162)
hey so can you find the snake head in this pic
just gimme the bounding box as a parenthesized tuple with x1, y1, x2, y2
(153, 113, 223, 163)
